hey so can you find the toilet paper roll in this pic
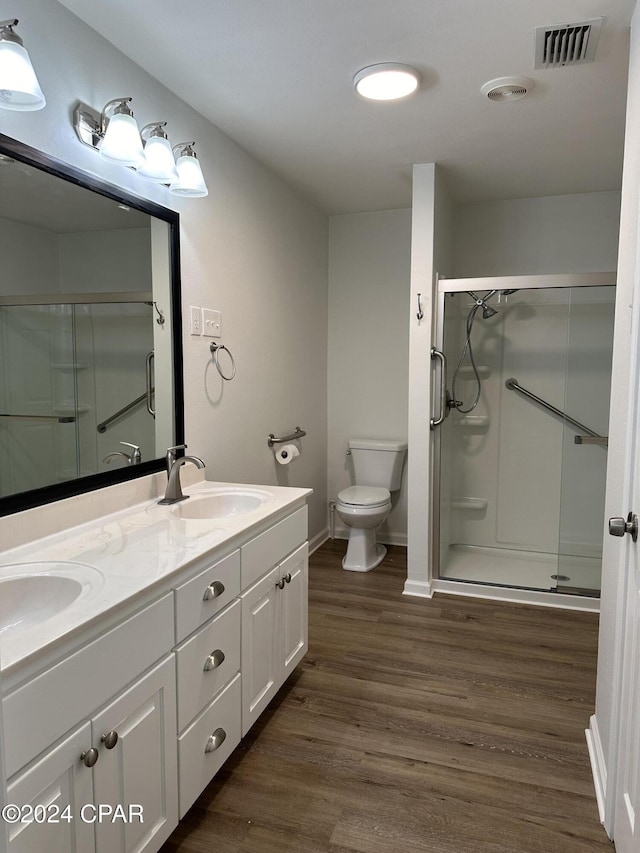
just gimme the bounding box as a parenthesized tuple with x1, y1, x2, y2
(275, 444, 300, 465)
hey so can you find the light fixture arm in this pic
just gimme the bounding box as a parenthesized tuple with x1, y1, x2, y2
(0, 19, 22, 45)
(140, 122, 169, 142)
(172, 141, 197, 158)
(100, 97, 134, 135)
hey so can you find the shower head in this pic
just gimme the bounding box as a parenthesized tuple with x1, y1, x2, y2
(482, 304, 498, 319)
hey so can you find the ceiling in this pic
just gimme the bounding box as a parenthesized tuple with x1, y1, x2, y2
(57, 0, 635, 214)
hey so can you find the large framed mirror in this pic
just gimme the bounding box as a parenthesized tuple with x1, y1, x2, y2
(0, 133, 184, 516)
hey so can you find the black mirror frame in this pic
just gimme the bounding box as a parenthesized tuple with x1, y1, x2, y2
(0, 132, 184, 517)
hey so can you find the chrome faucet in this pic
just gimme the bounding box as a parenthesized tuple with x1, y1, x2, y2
(103, 442, 142, 466)
(158, 449, 205, 504)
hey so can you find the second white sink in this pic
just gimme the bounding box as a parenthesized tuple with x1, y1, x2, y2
(171, 489, 271, 520)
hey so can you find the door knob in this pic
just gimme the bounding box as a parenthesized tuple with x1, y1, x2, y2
(609, 512, 638, 542)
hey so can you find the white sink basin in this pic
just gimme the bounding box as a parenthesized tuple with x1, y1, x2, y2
(0, 562, 102, 636)
(171, 489, 271, 520)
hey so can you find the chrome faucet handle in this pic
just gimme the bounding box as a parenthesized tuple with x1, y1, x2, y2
(120, 442, 142, 464)
(166, 443, 187, 474)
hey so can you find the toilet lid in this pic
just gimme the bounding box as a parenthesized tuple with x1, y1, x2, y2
(337, 486, 390, 507)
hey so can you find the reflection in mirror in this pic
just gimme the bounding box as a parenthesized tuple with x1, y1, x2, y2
(0, 134, 183, 514)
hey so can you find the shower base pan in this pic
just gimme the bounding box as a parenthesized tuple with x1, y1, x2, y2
(440, 543, 601, 595)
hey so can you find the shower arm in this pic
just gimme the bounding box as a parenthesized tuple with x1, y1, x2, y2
(505, 378, 602, 438)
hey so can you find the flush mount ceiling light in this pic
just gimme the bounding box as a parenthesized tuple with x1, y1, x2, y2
(481, 76, 534, 102)
(0, 18, 46, 111)
(353, 63, 420, 101)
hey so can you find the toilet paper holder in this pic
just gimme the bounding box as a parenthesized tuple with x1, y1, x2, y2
(267, 426, 307, 448)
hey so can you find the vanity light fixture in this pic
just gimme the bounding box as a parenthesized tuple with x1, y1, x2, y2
(353, 63, 420, 101)
(169, 142, 208, 198)
(73, 97, 144, 166)
(0, 19, 46, 111)
(137, 122, 179, 182)
(73, 101, 208, 198)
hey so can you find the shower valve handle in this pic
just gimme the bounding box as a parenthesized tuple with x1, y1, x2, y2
(609, 512, 638, 542)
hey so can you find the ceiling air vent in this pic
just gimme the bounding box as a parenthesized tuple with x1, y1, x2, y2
(534, 18, 603, 69)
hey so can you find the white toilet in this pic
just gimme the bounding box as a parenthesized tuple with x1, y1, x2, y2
(336, 438, 407, 572)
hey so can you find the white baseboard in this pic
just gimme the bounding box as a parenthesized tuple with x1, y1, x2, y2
(586, 715, 607, 825)
(309, 527, 330, 555)
(403, 578, 433, 598)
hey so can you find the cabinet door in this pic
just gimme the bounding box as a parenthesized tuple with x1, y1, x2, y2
(280, 543, 309, 679)
(241, 565, 280, 735)
(7, 722, 95, 853)
(91, 656, 178, 853)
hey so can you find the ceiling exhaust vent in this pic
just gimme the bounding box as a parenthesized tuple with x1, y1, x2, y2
(534, 18, 603, 69)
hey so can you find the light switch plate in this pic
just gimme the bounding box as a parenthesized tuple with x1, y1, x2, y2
(189, 305, 202, 336)
(202, 308, 222, 338)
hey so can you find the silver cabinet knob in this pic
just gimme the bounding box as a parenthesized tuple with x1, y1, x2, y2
(203, 580, 225, 601)
(284, 572, 292, 584)
(80, 748, 99, 767)
(609, 512, 639, 542)
(101, 731, 119, 750)
(203, 649, 225, 671)
(276, 578, 285, 590)
(205, 727, 226, 754)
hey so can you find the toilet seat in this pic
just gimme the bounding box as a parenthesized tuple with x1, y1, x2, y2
(337, 485, 390, 508)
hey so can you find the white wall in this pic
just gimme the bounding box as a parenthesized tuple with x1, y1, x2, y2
(454, 192, 621, 277)
(327, 209, 411, 543)
(0, 0, 328, 540)
(0, 219, 59, 296)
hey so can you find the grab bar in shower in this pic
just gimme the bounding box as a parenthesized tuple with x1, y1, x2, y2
(574, 435, 609, 447)
(97, 390, 153, 434)
(505, 378, 602, 439)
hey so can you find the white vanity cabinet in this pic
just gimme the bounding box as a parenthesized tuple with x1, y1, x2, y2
(4, 596, 178, 853)
(2, 495, 310, 853)
(241, 541, 308, 735)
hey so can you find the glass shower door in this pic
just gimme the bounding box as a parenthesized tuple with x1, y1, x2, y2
(556, 285, 615, 595)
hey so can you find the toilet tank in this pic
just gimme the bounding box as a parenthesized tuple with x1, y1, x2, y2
(348, 438, 407, 491)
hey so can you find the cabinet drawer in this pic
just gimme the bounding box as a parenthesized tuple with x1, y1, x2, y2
(4, 593, 174, 779)
(174, 549, 240, 642)
(178, 672, 241, 818)
(175, 600, 240, 732)
(241, 506, 307, 589)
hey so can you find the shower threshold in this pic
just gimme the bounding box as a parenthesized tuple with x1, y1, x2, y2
(440, 543, 601, 595)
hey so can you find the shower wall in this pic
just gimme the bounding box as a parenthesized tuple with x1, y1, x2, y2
(440, 287, 614, 576)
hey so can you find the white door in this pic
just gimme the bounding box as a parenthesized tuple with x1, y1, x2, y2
(91, 656, 178, 853)
(6, 722, 95, 853)
(280, 543, 309, 678)
(611, 285, 640, 850)
(241, 565, 280, 735)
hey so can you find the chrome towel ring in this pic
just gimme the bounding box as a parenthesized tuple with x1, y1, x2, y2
(209, 342, 236, 380)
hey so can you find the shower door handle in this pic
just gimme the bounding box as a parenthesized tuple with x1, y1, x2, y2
(430, 348, 447, 429)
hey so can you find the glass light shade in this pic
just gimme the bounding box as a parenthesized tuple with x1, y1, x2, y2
(169, 154, 208, 198)
(138, 135, 178, 182)
(354, 63, 419, 101)
(100, 112, 144, 166)
(0, 40, 46, 111)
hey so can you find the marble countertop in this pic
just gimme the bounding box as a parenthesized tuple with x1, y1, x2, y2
(0, 477, 311, 678)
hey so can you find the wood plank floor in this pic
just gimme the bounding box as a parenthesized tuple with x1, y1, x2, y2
(161, 540, 612, 853)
